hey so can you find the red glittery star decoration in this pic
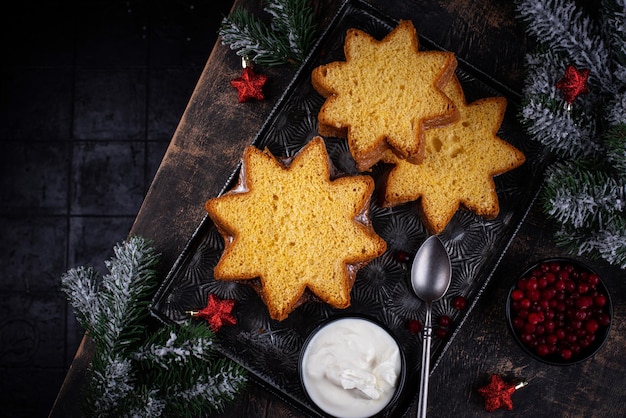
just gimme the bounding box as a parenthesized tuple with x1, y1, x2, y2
(478, 374, 527, 412)
(191, 294, 237, 332)
(556, 65, 590, 104)
(230, 67, 268, 102)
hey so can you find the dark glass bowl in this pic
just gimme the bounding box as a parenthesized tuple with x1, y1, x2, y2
(506, 258, 613, 366)
(298, 314, 407, 418)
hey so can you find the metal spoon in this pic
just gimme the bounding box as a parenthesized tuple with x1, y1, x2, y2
(411, 235, 452, 418)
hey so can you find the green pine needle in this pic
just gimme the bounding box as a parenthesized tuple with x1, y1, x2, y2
(61, 236, 247, 417)
(542, 161, 625, 230)
(134, 321, 217, 374)
(517, 0, 626, 269)
(554, 216, 626, 269)
(605, 123, 626, 175)
(219, 0, 317, 66)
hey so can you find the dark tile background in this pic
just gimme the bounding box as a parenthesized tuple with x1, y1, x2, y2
(0, 1, 233, 416)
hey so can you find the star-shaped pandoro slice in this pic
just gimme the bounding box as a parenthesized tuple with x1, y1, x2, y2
(311, 20, 458, 171)
(205, 137, 387, 321)
(382, 76, 525, 233)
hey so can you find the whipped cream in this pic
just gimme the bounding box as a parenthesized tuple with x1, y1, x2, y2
(301, 317, 401, 418)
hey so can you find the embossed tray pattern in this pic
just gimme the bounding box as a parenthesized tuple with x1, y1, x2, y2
(150, 1, 546, 416)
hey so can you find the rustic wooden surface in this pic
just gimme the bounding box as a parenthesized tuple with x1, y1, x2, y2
(52, 0, 626, 417)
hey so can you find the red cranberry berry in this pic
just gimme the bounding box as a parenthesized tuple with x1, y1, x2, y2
(527, 312, 542, 325)
(560, 348, 573, 360)
(511, 290, 524, 301)
(434, 328, 448, 339)
(452, 296, 467, 311)
(395, 250, 411, 263)
(575, 296, 593, 309)
(585, 319, 599, 333)
(519, 298, 531, 310)
(587, 274, 600, 286)
(408, 319, 423, 334)
(452, 296, 468, 310)
(438, 315, 452, 328)
(594, 294, 607, 307)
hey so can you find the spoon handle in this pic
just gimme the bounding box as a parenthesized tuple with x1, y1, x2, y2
(417, 302, 432, 418)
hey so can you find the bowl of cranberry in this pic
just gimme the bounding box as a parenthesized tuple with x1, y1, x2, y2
(506, 258, 613, 365)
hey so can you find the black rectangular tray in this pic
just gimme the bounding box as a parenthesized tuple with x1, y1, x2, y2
(150, 1, 546, 416)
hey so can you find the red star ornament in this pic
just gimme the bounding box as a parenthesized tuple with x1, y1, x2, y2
(556, 65, 590, 104)
(230, 67, 268, 102)
(478, 374, 527, 412)
(192, 294, 237, 332)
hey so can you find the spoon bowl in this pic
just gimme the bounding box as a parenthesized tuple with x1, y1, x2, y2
(411, 235, 452, 418)
(411, 236, 452, 302)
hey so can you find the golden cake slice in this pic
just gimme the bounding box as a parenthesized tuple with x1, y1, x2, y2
(205, 137, 387, 321)
(311, 20, 458, 171)
(382, 76, 526, 233)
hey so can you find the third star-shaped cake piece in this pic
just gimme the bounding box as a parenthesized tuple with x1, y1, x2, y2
(311, 19, 458, 172)
(382, 76, 526, 234)
(205, 137, 387, 321)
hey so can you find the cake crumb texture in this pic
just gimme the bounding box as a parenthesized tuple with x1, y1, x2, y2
(205, 137, 387, 320)
(311, 20, 458, 171)
(383, 75, 526, 233)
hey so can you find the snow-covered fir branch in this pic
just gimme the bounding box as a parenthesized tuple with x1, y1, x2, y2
(220, 7, 291, 66)
(97, 238, 159, 354)
(62, 237, 159, 353)
(543, 162, 626, 229)
(127, 388, 166, 418)
(173, 361, 248, 412)
(588, 221, 626, 268)
(517, 0, 626, 269)
(606, 90, 626, 126)
(601, 0, 626, 84)
(61, 265, 100, 331)
(555, 220, 626, 269)
(516, 0, 614, 92)
(134, 325, 215, 369)
(89, 354, 135, 416)
(520, 94, 599, 158)
(522, 49, 569, 96)
(606, 124, 626, 174)
(219, 0, 317, 66)
(265, 0, 317, 63)
(520, 47, 604, 159)
(60, 237, 247, 416)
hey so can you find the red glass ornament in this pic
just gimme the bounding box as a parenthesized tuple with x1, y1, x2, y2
(190, 293, 237, 332)
(555, 65, 590, 104)
(477, 374, 527, 412)
(231, 67, 268, 103)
